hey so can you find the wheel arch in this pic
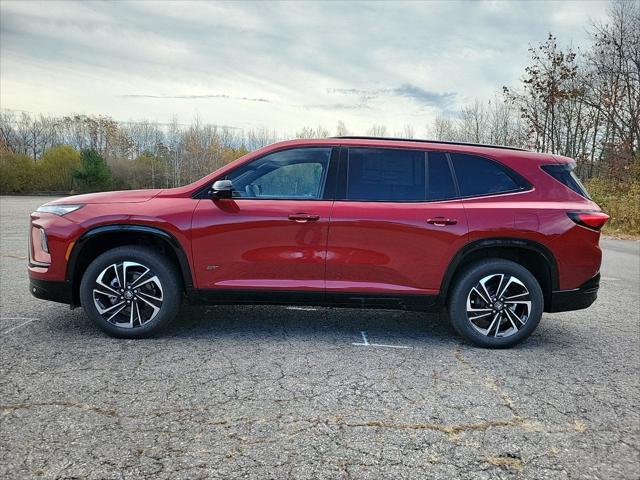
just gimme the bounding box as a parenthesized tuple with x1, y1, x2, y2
(440, 238, 559, 311)
(67, 224, 193, 306)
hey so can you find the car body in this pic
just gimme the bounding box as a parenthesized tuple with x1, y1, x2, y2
(28, 137, 609, 347)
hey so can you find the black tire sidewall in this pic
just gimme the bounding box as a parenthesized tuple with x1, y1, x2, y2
(448, 259, 543, 348)
(79, 246, 181, 338)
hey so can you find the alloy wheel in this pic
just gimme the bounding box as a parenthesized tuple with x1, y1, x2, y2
(92, 261, 164, 329)
(466, 273, 531, 338)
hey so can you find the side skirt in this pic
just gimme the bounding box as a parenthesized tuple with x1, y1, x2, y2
(186, 289, 441, 312)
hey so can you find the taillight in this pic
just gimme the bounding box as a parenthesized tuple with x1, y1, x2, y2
(567, 211, 610, 230)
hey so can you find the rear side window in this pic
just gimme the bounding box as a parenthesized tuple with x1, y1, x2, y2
(427, 152, 457, 201)
(346, 148, 426, 201)
(541, 163, 591, 199)
(451, 153, 523, 197)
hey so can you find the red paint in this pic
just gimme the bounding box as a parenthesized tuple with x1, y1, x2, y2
(28, 138, 606, 298)
(325, 200, 468, 294)
(191, 199, 332, 290)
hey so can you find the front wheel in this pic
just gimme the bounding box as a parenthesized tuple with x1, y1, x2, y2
(448, 259, 543, 348)
(79, 246, 181, 338)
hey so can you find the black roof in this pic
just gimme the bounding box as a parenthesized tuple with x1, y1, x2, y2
(332, 136, 527, 152)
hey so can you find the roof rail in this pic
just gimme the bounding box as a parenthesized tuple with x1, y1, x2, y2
(331, 136, 527, 152)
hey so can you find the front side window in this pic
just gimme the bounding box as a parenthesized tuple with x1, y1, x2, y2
(346, 148, 426, 201)
(227, 147, 331, 199)
(450, 153, 522, 197)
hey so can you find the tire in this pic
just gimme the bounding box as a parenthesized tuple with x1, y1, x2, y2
(79, 246, 181, 338)
(448, 259, 543, 348)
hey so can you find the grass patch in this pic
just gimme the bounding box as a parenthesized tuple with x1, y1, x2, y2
(585, 178, 640, 238)
(484, 454, 524, 471)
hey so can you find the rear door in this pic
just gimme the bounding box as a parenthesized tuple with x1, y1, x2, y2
(325, 147, 468, 304)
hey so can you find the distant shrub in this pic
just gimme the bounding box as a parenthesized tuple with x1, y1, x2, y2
(0, 151, 37, 194)
(38, 145, 81, 192)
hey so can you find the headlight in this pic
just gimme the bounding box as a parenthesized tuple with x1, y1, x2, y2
(39, 228, 49, 253)
(36, 204, 84, 216)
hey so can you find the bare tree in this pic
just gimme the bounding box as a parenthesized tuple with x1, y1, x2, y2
(458, 100, 489, 143)
(335, 120, 349, 136)
(0, 111, 18, 153)
(396, 124, 415, 139)
(368, 124, 388, 137)
(504, 34, 583, 155)
(586, 0, 639, 177)
(245, 127, 279, 151)
(295, 126, 330, 139)
(428, 116, 457, 141)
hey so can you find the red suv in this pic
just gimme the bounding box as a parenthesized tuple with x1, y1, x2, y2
(28, 137, 608, 347)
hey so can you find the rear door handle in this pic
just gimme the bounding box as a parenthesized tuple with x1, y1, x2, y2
(427, 217, 457, 226)
(288, 213, 320, 223)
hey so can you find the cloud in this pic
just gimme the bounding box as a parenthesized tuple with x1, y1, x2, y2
(327, 85, 455, 108)
(0, 0, 610, 133)
(121, 94, 271, 103)
(300, 103, 371, 111)
(393, 84, 455, 107)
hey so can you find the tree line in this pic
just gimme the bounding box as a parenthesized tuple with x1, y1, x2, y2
(431, 0, 639, 182)
(0, 0, 637, 197)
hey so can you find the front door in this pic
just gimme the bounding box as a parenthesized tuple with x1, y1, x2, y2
(191, 147, 336, 298)
(325, 147, 469, 304)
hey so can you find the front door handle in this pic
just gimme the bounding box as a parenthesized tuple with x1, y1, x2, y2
(288, 213, 320, 223)
(427, 217, 457, 226)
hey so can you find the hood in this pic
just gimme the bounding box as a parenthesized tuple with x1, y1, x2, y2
(50, 189, 163, 205)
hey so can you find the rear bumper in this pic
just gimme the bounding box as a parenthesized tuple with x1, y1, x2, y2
(548, 273, 600, 313)
(29, 278, 73, 305)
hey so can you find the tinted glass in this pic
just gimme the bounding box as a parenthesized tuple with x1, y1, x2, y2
(541, 164, 591, 199)
(451, 153, 520, 197)
(428, 152, 457, 201)
(346, 148, 426, 201)
(227, 148, 331, 199)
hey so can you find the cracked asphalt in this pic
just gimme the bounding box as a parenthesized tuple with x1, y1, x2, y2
(1, 196, 639, 479)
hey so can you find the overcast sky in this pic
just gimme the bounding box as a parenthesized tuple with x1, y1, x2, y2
(0, 0, 610, 134)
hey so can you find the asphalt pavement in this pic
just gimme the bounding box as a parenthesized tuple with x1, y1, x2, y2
(1, 196, 638, 479)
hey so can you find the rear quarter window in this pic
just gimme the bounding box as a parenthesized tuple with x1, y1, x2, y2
(541, 163, 591, 199)
(450, 153, 525, 197)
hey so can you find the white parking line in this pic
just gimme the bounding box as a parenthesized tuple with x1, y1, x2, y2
(0, 317, 40, 335)
(352, 330, 411, 349)
(601, 276, 619, 281)
(286, 306, 319, 311)
(364, 343, 412, 349)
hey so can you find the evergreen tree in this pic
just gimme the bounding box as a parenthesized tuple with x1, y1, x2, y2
(73, 149, 112, 193)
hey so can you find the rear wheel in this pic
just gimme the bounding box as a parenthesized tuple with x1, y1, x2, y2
(79, 246, 181, 338)
(448, 259, 543, 348)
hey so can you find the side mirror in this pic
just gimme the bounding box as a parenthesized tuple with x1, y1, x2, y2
(209, 180, 233, 199)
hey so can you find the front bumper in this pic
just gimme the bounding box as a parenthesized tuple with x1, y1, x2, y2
(29, 278, 73, 305)
(548, 273, 600, 313)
